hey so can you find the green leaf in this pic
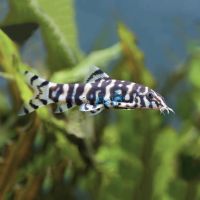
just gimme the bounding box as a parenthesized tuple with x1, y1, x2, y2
(188, 51, 200, 88)
(2, 0, 82, 69)
(51, 43, 122, 83)
(0, 29, 32, 102)
(153, 127, 178, 200)
(118, 22, 155, 87)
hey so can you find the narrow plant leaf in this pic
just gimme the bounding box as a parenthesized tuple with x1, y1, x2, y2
(118, 22, 155, 87)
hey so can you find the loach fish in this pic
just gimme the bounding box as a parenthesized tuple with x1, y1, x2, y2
(18, 66, 174, 116)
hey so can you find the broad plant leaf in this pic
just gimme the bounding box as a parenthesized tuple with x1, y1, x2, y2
(2, 0, 82, 70)
(0, 29, 32, 102)
(51, 43, 122, 83)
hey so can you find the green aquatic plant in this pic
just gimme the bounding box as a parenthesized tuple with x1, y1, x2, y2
(0, 1, 200, 199)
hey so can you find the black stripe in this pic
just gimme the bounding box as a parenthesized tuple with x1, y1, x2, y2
(86, 83, 95, 104)
(40, 99, 48, 105)
(132, 83, 140, 92)
(154, 101, 159, 107)
(121, 85, 127, 98)
(86, 69, 103, 82)
(23, 107, 29, 114)
(30, 75, 38, 85)
(67, 103, 73, 109)
(110, 81, 119, 97)
(66, 84, 74, 108)
(74, 84, 84, 105)
(49, 86, 53, 100)
(29, 100, 38, 109)
(39, 81, 49, 88)
(127, 86, 134, 103)
(139, 95, 145, 108)
(49, 84, 63, 102)
(54, 84, 63, 103)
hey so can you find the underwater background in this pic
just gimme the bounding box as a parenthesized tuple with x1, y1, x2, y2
(0, 0, 200, 199)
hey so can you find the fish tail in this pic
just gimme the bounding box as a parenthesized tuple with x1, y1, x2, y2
(18, 71, 53, 116)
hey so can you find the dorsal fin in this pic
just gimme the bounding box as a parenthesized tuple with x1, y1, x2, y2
(85, 66, 110, 83)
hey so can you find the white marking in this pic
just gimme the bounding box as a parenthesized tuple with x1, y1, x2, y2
(48, 82, 57, 88)
(26, 71, 46, 88)
(52, 86, 60, 98)
(104, 80, 116, 100)
(71, 83, 79, 104)
(158, 97, 166, 107)
(139, 86, 148, 95)
(80, 103, 103, 112)
(79, 83, 92, 103)
(125, 83, 135, 101)
(118, 84, 123, 87)
(152, 102, 157, 108)
(115, 89, 122, 95)
(143, 96, 150, 107)
(37, 81, 55, 104)
(95, 90, 102, 101)
(136, 85, 141, 93)
(136, 96, 141, 107)
(97, 79, 104, 87)
(58, 84, 69, 102)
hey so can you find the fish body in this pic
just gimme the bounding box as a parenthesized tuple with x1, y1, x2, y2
(19, 67, 174, 116)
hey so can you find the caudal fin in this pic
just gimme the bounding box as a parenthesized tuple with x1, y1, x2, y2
(18, 71, 54, 116)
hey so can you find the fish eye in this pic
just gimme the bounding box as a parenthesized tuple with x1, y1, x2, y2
(147, 92, 154, 100)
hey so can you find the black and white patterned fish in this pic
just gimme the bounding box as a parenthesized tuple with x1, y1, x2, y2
(19, 66, 174, 116)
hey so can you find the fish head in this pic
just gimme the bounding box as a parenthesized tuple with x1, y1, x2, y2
(141, 88, 174, 114)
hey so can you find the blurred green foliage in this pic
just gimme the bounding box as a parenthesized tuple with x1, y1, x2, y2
(0, 1, 200, 200)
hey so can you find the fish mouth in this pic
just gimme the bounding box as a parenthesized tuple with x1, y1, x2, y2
(159, 106, 175, 114)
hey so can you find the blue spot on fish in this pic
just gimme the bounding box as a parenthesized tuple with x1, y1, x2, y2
(95, 96, 104, 105)
(103, 99, 112, 108)
(113, 95, 123, 102)
(112, 90, 124, 103)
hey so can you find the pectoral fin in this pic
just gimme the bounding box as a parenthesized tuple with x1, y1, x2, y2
(79, 103, 104, 115)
